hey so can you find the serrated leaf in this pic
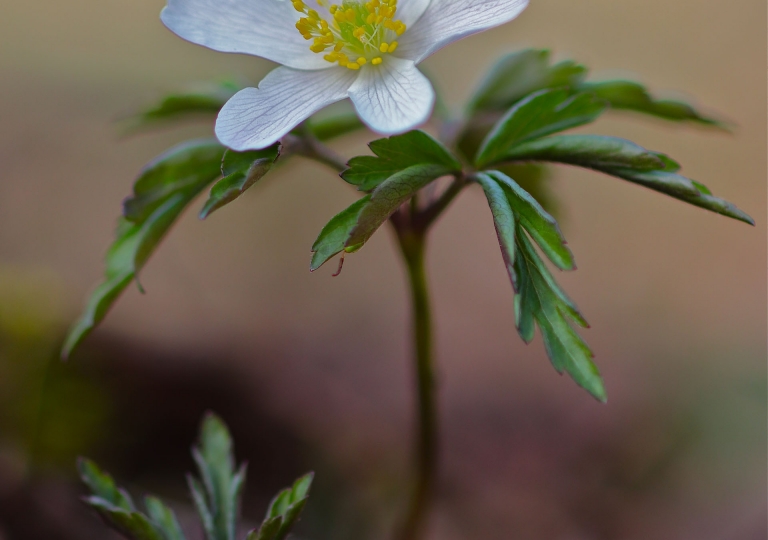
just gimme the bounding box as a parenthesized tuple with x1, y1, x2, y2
(145, 497, 187, 540)
(78, 458, 135, 511)
(84, 497, 166, 540)
(496, 134, 667, 171)
(346, 163, 452, 247)
(310, 196, 371, 271)
(189, 413, 245, 540)
(200, 145, 280, 219)
(515, 232, 605, 401)
(342, 130, 461, 192)
(479, 171, 574, 270)
(187, 476, 216, 540)
(62, 140, 225, 359)
(469, 49, 587, 113)
(579, 80, 725, 127)
(475, 89, 607, 168)
(125, 81, 239, 130)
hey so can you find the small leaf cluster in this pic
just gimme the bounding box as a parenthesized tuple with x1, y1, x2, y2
(63, 48, 753, 401)
(79, 413, 313, 540)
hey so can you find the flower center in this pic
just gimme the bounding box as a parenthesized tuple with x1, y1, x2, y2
(292, 0, 406, 70)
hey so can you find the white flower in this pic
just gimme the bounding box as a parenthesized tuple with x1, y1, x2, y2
(161, 0, 529, 150)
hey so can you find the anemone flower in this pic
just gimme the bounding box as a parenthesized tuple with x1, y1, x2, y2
(161, 0, 529, 150)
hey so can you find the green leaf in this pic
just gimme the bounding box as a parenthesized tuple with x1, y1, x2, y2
(500, 134, 668, 171)
(468, 49, 587, 113)
(145, 497, 187, 540)
(249, 473, 314, 540)
(474, 174, 518, 289)
(480, 171, 574, 270)
(200, 144, 281, 219)
(187, 476, 216, 540)
(342, 130, 461, 192)
(62, 139, 225, 359)
(475, 89, 607, 168)
(125, 81, 239, 130)
(604, 167, 754, 225)
(83, 498, 166, 540)
(78, 458, 135, 511)
(310, 195, 371, 271)
(346, 164, 452, 247)
(515, 232, 605, 401)
(475, 172, 602, 400)
(579, 80, 726, 127)
(189, 413, 246, 540)
(496, 134, 753, 225)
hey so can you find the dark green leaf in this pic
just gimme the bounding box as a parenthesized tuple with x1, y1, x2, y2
(475, 89, 607, 168)
(346, 164, 452, 247)
(500, 134, 668, 171)
(78, 458, 135, 511)
(603, 168, 754, 225)
(62, 140, 225, 359)
(145, 497, 187, 540)
(515, 232, 605, 401)
(480, 171, 574, 270)
(494, 163, 559, 219)
(469, 49, 587, 112)
(84, 498, 165, 540)
(310, 196, 371, 271)
(579, 80, 726, 127)
(342, 130, 461, 192)
(200, 145, 281, 219)
(496, 134, 753, 225)
(125, 81, 239, 130)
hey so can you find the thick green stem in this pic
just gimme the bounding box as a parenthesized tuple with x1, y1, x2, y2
(394, 228, 437, 540)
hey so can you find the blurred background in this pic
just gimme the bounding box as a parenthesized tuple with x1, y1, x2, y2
(0, 0, 765, 539)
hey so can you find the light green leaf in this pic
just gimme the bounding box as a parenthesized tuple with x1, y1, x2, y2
(83, 498, 166, 540)
(346, 164, 452, 247)
(579, 80, 726, 127)
(62, 139, 225, 359)
(475, 89, 607, 168)
(189, 413, 244, 540)
(200, 144, 281, 219)
(145, 497, 187, 540)
(78, 458, 135, 511)
(468, 49, 587, 113)
(342, 130, 461, 192)
(310, 196, 371, 271)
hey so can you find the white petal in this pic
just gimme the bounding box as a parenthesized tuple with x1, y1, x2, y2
(397, 0, 529, 64)
(395, 0, 432, 27)
(348, 57, 435, 135)
(216, 66, 357, 150)
(161, 0, 328, 70)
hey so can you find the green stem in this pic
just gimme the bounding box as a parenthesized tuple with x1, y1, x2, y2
(394, 227, 437, 540)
